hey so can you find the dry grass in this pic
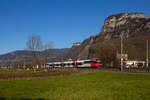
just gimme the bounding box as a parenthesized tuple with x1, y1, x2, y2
(0, 68, 98, 80)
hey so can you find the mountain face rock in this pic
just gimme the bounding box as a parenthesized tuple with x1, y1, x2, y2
(72, 13, 150, 60)
(99, 13, 150, 40)
(77, 37, 94, 59)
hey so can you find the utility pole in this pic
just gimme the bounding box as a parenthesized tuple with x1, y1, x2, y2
(147, 40, 149, 67)
(121, 34, 123, 71)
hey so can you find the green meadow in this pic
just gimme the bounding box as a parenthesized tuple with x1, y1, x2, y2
(0, 71, 150, 100)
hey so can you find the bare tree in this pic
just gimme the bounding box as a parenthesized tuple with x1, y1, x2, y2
(90, 42, 118, 67)
(42, 41, 53, 68)
(17, 59, 24, 68)
(26, 34, 43, 51)
(26, 34, 43, 68)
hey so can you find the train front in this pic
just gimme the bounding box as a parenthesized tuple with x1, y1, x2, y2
(90, 59, 102, 67)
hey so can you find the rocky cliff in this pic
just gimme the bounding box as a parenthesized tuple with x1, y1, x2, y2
(99, 13, 150, 40)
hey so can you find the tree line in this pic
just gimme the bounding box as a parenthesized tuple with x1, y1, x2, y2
(89, 35, 150, 69)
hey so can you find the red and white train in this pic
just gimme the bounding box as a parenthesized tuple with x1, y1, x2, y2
(46, 59, 102, 68)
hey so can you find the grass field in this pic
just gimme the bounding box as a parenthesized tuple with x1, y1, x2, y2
(0, 71, 150, 100)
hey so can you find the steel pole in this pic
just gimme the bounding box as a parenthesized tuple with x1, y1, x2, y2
(121, 34, 123, 71)
(147, 40, 149, 67)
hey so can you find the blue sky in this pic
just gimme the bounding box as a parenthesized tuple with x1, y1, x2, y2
(0, 0, 150, 54)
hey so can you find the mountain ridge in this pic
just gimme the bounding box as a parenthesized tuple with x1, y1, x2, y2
(0, 48, 69, 66)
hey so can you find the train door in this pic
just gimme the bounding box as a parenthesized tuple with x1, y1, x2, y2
(72, 61, 78, 67)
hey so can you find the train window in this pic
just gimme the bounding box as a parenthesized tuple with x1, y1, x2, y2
(56, 64, 59, 66)
(67, 63, 70, 66)
(77, 63, 82, 65)
(72, 63, 75, 65)
(84, 61, 97, 64)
